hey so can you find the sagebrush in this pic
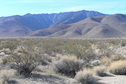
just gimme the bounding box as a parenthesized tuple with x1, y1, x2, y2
(75, 69, 97, 84)
(52, 56, 84, 77)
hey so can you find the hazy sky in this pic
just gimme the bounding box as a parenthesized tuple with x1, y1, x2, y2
(0, 0, 126, 17)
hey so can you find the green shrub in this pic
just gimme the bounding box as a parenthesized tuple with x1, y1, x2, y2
(4, 49, 41, 77)
(120, 40, 126, 46)
(1, 40, 19, 50)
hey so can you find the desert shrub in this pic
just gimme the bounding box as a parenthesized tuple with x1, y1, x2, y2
(13, 54, 40, 76)
(109, 60, 126, 75)
(0, 69, 16, 84)
(77, 48, 97, 62)
(120, 40, 126, 46)
(2, 75, 17, 84)
(2, 75, 11, 84)
(106, 39, 120, 45)
(52, 56, 84, 77)
(0, 40, 19, 51)
(75, 69, 97, 84)
(94, 66, 107, 77)
(100, 57, 111, 66)
(100, 54, 125, 66)
(2, 58, 9, 65)
(110, 54, 125, 62)
(39, 54, 52, 65)
(4, 48, 41, 77)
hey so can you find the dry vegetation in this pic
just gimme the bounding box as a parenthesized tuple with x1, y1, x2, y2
(75, 69, 96, 84)
(0, 38, 126, 84)
(52, 56, 84, 77)
(109, 60, 126, 75)
(94, 66, 107, 77)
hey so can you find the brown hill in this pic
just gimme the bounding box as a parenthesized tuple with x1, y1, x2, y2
(29, 14, 126, 38)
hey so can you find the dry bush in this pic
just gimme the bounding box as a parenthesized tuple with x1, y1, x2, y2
(39, 54, 52, 66)
(109, 60, 126, 75)
(110, 54, 125, 62)
(94, 66, 107, 77)
(100, 57, 110, 66)
(52, 56, 84, 77)
(0, 69, 16, 84)
(55, 53, 64, 60)
(100, 54, 125, 66)
(75, 69, 97, 84)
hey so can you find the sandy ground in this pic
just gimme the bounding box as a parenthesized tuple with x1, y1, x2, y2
(94, 74, 126, 84)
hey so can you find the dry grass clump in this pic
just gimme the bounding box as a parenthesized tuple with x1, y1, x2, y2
(52, 56, 84, 77)
(100, 57, 110, 66)
(0, 69, 16, 84)
(109, 60, 126, 75)
(75, 69, 97, 84)
(94, 66, 107, 77)
(110, 54, 125, 62)
(100, 54, 125, 66)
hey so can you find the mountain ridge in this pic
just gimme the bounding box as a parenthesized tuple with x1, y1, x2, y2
(0, 10, 106, 37)
(29, 14, 126, 38)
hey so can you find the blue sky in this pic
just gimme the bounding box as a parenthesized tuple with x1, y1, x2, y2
(0, 0, 126, 17)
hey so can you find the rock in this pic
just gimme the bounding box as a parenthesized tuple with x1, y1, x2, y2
(91, 60, 101, 66)
(0, 52, 5, 56)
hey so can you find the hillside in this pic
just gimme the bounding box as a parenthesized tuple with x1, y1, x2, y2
(30, 14, 126, 38)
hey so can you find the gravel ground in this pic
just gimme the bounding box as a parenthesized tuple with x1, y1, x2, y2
(14, 74, 79, 84)
(16, 74, 126, 84)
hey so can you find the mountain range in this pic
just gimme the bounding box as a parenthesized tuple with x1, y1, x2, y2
(0, 10, 126, 38)
(0, 10, 105, 37)
(30, 14, 126, 38)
